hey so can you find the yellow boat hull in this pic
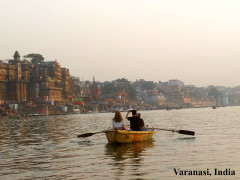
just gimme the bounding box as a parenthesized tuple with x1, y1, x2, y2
(105, 130, 155, 144)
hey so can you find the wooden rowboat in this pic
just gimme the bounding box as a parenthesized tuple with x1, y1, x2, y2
(105, 129, 155, 144)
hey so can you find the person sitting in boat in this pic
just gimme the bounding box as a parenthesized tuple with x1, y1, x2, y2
(126, 110, 141, 131)
(138, 113, 145, 130)
(112, 111, 126, 130)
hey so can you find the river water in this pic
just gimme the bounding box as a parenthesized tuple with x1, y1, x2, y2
(0, 107, 239, 180)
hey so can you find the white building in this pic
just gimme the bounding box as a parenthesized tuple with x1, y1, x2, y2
(138, 90, 163, 105)
(168, 79, 184, 87)
(222, 93, 228, 107)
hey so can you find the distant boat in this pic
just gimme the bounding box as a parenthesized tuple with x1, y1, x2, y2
(0, 116, 8, 119)
(1, 112, 8, 119)
(85, 111, 99, 114)
(17, 116, 30, 120)
(29, 114, 45, 116)
(166, 107, 172, 111)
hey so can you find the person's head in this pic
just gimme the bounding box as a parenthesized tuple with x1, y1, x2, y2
(138, 113, 141, 117)
(132, 110, 137, 116)
(113, 111, 123, 122)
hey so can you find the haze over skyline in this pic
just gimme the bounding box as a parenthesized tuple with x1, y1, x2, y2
(1, 0, 240, 87)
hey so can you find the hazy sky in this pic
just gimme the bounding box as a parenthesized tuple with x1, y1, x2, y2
(1, 0, 240, 87)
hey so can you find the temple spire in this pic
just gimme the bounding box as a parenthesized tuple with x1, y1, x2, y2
(13, 51, 20, 61)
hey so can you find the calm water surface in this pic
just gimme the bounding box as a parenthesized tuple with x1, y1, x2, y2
(0, 107, 240, 180)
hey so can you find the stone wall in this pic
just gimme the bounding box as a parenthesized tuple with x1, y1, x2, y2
(0, 51, 78, 104)
(0, 82, 8, 102)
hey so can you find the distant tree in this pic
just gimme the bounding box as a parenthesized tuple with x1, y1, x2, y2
(141, 81, 155, 90)
(23, 53, 44, 64)
(114, 78, 137, 99)
(100, 79, 137, 100)
(126, 84, 137, 99)
(115, 78, 129, 83)
(208, 87, 222, 100)
(100, 82, 116, 95)
(157, 87, 166, 94)
(85, 80, 91, 85)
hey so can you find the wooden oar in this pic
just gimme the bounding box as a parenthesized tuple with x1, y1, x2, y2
(77, 131, 105, 138)
(155, 128, 195, 136)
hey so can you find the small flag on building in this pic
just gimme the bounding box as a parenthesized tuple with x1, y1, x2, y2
(75, 98, 84, 106)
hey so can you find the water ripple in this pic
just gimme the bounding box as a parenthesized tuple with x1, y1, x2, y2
(0, 107, 240, 179)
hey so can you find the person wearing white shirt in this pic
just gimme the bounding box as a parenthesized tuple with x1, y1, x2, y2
(112, 111, 126, 130)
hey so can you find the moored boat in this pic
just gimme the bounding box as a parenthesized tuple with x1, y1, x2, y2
(0, 116, 8, 119)
(17, 116, 30, 119)
(105, 129, 155, 144)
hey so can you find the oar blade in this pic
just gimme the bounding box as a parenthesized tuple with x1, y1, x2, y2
(178, 130, 195, 136)
(77, 133, 95, 138)
(77, 131, 105, 138)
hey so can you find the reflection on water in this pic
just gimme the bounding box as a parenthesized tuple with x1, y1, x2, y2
(0, 107, 240, 179)
(174, 137, 196, 141)
(77, 140, 95, 147)
(105, 141, 155, 179)
(105, 141, 154, 161)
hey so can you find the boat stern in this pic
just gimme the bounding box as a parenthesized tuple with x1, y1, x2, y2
(105, 130, 155, 143)
(105, 130, 117, 143)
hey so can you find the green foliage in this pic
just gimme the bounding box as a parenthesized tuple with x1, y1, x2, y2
(208, 87, 222, 99)
(100, 79, 137, 100)
(115, 78, 137, 99)
(115, 78, 129, 83)
(157, 87, 166, 94)
(85, 81, 91, 85)
(126, 84, 137, 99)
(23, 53, 44, 64)
(141, 81, 155, 90)
(100, 82, 116, 95)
